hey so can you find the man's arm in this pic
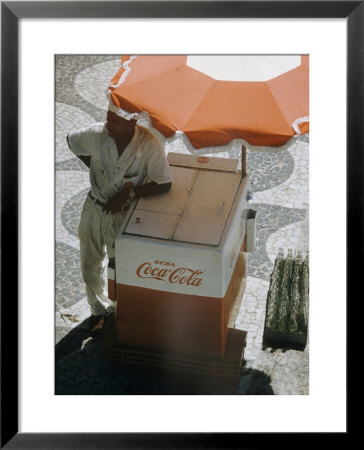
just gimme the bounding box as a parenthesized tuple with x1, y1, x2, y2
(134, 181, 172, 198)
(102, 181, 172, 214)
(66, 134, 91, 168)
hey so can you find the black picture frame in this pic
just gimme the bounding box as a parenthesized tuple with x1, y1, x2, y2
(1, 1, 357, 447)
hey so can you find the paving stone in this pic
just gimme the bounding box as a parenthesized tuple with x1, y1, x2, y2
(61, 188, 89, 238)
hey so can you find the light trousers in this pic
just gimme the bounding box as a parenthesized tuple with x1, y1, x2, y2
(78, 195, 130, 316)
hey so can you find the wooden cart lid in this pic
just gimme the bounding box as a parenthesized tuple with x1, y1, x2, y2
(124, 154, 241, 246)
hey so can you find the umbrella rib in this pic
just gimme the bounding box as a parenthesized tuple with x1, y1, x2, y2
(265, 84, 295, 136)
(179, 80, 216, 131)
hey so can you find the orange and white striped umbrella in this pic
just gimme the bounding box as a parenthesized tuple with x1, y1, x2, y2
(108, 55, 308, 150)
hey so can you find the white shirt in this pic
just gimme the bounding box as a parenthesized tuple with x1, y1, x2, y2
(67, 123, 173, 203)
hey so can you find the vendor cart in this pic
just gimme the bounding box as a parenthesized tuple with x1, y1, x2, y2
(103, 149, 256, 385)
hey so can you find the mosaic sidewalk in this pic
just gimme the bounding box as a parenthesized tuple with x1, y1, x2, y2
(55, 55, 309, 395)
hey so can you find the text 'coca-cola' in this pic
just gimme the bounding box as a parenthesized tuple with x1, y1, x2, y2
(136, 261, 204, 287)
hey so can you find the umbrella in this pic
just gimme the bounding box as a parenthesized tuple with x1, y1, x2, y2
(108, 55, 308, 150)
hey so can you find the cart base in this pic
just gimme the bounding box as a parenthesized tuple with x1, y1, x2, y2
(102, 313, 247, 391)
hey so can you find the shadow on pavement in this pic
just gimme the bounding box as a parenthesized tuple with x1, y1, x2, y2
(237, 366, 274, 395)
(262, 342, 307, 353)
(55, 325, 274, 395)
(55, 316, 104, 363)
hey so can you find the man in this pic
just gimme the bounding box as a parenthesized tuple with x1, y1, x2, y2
(67, 105, 173, 323)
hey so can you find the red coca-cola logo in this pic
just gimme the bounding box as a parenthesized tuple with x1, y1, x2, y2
(136, 261, 204, 287)
(197, 156, 209, 164)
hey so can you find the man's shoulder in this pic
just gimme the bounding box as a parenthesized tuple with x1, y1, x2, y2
(69, 122, 106, 139)
(86, 122, 107, 135)
(136, 125, 162, 148)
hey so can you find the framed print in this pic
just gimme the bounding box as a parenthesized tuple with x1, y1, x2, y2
(1, 0, 359, 447)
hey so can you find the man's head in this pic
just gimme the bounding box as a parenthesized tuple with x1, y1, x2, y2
(106, 110, 137, 139)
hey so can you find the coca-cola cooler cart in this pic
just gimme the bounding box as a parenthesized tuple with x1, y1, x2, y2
(103, 148, 256, 386)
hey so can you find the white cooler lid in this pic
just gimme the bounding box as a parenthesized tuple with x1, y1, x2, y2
(124, 154, 242, 246)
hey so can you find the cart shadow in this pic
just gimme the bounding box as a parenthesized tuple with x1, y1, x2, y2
(55, 321, 274, 395)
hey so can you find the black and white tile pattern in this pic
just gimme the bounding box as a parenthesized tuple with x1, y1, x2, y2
(55, 55, 309, 395)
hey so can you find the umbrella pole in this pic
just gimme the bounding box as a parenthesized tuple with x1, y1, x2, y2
(241, 145, 247, 177)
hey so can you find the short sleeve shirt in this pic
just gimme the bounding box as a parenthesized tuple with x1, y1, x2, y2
(67, 123, 173, 203)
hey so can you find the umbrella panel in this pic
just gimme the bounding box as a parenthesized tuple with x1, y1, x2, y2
(268, 65, 309, 129)
(182, 81, 294, 148)
(111, 65, 215, 138)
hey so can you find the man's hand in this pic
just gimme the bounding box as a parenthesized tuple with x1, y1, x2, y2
(102, 181, 172, 214)
(102, 190, 129, 214)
